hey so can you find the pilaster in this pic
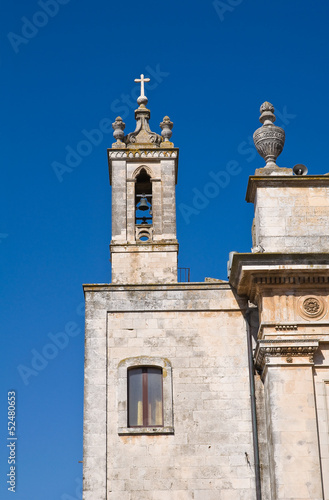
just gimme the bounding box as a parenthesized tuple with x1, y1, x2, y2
(230, 253, 329, 498)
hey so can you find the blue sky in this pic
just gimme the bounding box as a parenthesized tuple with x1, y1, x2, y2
(1, 0, 329, 498)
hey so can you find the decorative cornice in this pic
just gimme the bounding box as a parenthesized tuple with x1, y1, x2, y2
(258, 322, 329, 340)
(246, 175, 329, 204)
(229, 253, 329, 301)
(253, 275, 329, 286)
(107, 148, 179, 185)
(275, 324, 298, 331)
(108, 149, 178, 159)
(255, 339, 319, 371)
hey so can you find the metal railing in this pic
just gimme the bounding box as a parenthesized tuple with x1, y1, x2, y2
(178, 267, 190, 282)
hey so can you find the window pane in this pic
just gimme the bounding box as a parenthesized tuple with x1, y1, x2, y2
(128, 368, 143, 426)
(147, 368, 163, 426)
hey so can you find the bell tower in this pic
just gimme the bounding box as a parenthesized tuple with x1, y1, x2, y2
(108, 74, 179, 284)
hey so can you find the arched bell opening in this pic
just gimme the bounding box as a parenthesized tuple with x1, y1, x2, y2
(135, 169, 152, 241)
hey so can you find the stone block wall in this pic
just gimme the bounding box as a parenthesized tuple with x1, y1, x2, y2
(83, 283, 256, 499)
(110, 244, 178, 284)
(246, 177, 329, 253)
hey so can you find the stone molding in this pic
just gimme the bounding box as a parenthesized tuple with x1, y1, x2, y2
(108, 149, 178, 159)
(82, 282, 238, 293)
(259, 322, 329, 341)
(246, 175, 329, 204)
(255, 339, 319, 371)
(107, 148, 179, 184)
(253, 275, 329, 286)
(132, 164, 154, 179)
(110, 242, 179, 253)
(275, 324, 298, 331)
(229, 253, 329, 301)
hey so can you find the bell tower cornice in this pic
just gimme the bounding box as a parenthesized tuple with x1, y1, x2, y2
(107, 148, 179, 185)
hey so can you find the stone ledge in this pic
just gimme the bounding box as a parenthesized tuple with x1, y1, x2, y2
(110, 242, 179, 253)
(118, 426, 174, 435)
(255, 339, 319, 371)
(246, 175, 329, 203)
(229, 252, 329, 299)
(82, 282, 235, 292)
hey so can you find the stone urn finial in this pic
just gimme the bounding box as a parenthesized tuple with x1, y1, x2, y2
(112, 116, 126, 148)
(160, 116, 173, 142)
(253, 102, 285, 168)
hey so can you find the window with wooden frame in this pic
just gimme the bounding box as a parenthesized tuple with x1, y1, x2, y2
(128, 367, 163, 427)
(118, 356, 174, 435)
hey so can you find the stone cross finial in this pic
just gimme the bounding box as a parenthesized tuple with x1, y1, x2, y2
(134, 74, 150, 97)
(134, 74, 150, 107)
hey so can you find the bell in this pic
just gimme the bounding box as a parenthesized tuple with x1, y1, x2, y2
(138, 197, 149, 211)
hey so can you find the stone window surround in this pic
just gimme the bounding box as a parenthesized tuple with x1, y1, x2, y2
(118, 356, 174, 435)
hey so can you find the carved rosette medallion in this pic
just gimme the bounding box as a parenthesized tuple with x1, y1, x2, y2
(304, 297, 321, 315)
(297, 296, 326, 321)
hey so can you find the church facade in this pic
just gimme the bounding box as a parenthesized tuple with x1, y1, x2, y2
(82, 77, 329, 499)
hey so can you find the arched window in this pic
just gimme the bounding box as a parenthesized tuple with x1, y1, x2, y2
(135, 168, 152, 227)
(128, 367, 163, 427)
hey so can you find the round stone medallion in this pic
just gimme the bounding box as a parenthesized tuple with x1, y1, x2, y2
(297, 296, 326, 321)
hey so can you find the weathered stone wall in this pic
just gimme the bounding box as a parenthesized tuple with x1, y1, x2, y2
(247, 178, 329, 253)
(83, 283, 257, 500)
(110, 245, 178, 284)
(109, 155, 178, 284)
